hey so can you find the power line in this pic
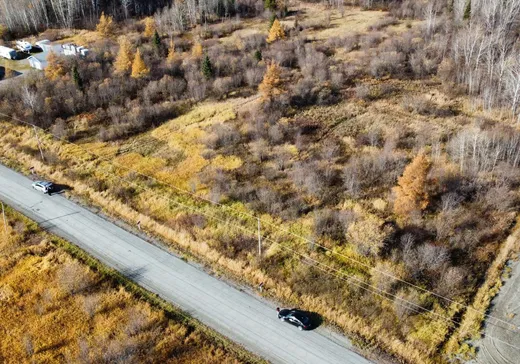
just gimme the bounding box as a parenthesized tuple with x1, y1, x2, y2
(0, 111, 518, 333)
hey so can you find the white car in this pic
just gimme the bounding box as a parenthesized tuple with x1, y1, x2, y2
(32, 181, 54, 194)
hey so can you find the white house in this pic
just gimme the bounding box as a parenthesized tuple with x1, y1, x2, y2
(28, 41, 89, 71)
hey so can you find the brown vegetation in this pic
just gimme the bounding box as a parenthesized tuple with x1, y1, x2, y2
(0, 206, 243, 364)
(0, 1, 519, 363)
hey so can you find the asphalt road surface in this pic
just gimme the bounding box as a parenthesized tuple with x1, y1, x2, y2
(472, 243, 520, 364)
(0, 164, 371, 364)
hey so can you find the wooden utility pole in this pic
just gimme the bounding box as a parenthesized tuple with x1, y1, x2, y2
(1, 202, 7, 236)
(33, 126, 45, 162)
(257, 217, 262, 257)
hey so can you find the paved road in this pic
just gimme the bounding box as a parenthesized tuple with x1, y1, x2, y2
(472, 254, 520, 364)
(0, 164, 371, 364)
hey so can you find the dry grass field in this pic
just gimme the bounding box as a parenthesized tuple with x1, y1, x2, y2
(0, 206, 243, 364)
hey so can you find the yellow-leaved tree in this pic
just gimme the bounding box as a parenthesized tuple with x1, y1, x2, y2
(346, 214, 388, 256)
(192, 41, 203, 57)
(45, 51, 65, 80)
(167, 40, 176, 62)
(114, 36, 133, 74)
(96, 12, 115, 36)
(259, 63, 282, 101)
(267, 19, 285, 44)
(393, 153, 431, 222)
(144, 17, 156, 37)
(131, 49, 149, 79)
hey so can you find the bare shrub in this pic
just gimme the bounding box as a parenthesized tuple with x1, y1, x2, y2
(245, 67, 264, 87)
(370, 51, 405, 78)
(213, 77, 234, 97)
(314, 209, 354, 242)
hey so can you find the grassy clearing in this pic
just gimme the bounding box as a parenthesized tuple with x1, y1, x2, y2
(0, 204, 261, 364)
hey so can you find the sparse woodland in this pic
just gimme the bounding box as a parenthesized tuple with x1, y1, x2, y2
(1, 0, 520, 363)
(0, 207, 242, 363)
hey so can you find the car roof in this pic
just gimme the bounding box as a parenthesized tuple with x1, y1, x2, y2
(34, 181, 53, 186)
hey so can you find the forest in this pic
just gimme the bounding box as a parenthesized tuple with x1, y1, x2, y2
(1, 0, 520, 363)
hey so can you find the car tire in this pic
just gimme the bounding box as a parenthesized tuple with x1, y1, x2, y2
(279, 317, 285, 322)
(298, 326, 303, 331)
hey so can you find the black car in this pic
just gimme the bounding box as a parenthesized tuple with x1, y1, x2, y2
(277, 308, 311, 331)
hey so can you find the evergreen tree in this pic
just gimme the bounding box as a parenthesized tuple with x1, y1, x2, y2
(254, 49, 262, 62)
(269, 14, 276, 29)
(114, 36, 133, 74)
(201, 54, 213, 79)
(72, 65, 83, 91)
(131, 49, 149, 79)
(267, 19, 285, 44)
(153, 30, 161, 49)
(463, 0, 471, 20)
(264, 0, 276, 11)
(96, 12, 114, 36)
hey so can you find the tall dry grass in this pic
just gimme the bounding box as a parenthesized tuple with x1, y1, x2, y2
(0, 205, 246, 364)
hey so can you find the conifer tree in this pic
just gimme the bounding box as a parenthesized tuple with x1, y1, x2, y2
(131, 49, 149, 79)
(72, 65, 83, 91)
(114, 36, 133, 74)
(264, 0, 277, 11)
(153, 30, 161, 49)
(259, 63, 282, 100)
(144, 17, 156, 37)
(267, 19, 285, 44)
(201, 54, 213, 79)
(45, 51, 65, 80)
(269, 14, 276, 29)
(463, 0, 471, 20)
(96, 12, 114, 36)
(167, 40, 176, 62)
(192, 42, 203, 57)
(393, 153, 431, 222)
(254, 49, 262, 62)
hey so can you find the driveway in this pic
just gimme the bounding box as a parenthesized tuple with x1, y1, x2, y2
(0, 164, 371, 364)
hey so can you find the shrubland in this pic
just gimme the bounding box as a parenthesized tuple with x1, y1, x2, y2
(0, 205, 247, 363)
(1, 0, 520, 363)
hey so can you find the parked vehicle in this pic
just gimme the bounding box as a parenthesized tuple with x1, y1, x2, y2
(277, 308, 311, 331)
(0, 46, 17, 60)
(15, 40, 32, 52)
(32, 181, 54, 194)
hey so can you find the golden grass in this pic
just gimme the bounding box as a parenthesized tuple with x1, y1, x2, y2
(0, 206, 244, 364)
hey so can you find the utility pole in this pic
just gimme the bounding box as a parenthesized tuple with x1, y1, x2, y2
(1, 202, 7, 236)
(257, 217, 262, 257)
(33, 126, 45, 162)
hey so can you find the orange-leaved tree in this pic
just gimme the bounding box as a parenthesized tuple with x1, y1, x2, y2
(167, 40, 176, 62)
(393, 153, 431, 222)
(192, 41, 203, 57)
(259, 62, 282, 101)
(267, 19, 285, 44)
(96, 12, 114, 36)
(114, 36, 133, 74)
(45, 51, 65, 80)
(131, 49, 149, 79)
